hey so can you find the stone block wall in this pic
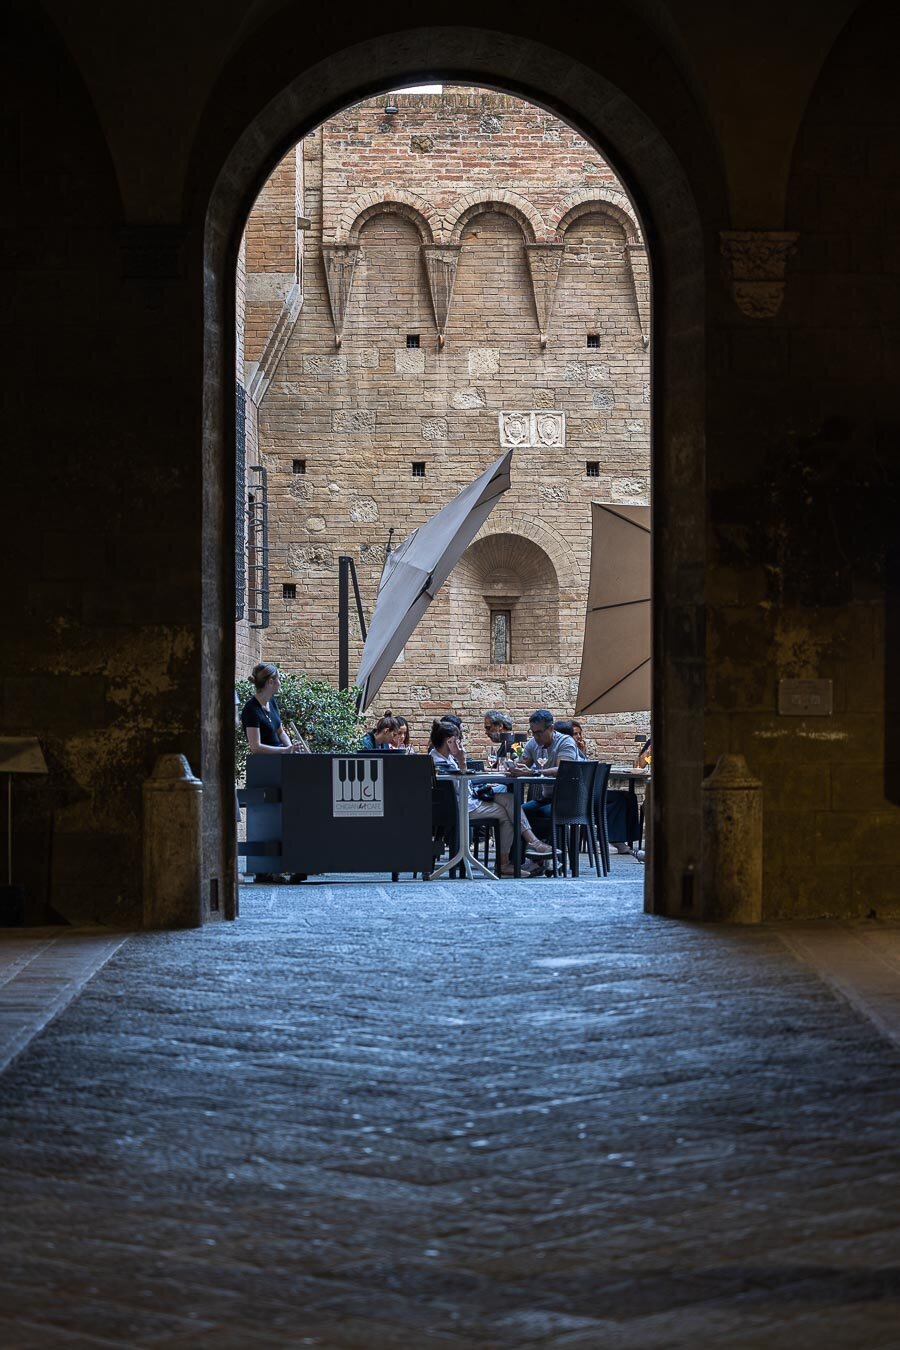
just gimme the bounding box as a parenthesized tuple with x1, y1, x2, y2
(235, 144, 305, 681)
(239, 88, 650, 760)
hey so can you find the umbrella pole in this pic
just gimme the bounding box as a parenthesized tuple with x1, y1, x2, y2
(338, 556, 350, 690)
(339, 556, 368, 692)
(349, 557, 367, 641)
(6, 774, 11, 887)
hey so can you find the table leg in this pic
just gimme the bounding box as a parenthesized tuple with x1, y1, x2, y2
(512, 779, 523, 879)
(429, 779, 498, 881)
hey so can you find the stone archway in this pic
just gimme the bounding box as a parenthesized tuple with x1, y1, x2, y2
(202, 30, 707, 919)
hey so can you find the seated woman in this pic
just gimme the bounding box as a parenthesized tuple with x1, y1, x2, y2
(428, 717, 464, 770)
(360, 714, 403, 751)
(428, 720, 553, 877)
(383, 710, 414, 753)
(555, 717, 640, 855)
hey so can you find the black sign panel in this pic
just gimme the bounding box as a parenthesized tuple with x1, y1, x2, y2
(243, 754, 435, 875)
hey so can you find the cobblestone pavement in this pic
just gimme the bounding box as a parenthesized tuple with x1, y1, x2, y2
(1, 877, 899, 1348)
(0, 933, 128, 1074)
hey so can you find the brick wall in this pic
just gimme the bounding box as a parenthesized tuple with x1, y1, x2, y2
(242, 88, 650, 760)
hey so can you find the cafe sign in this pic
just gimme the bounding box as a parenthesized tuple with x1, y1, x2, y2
(332, 757, 385, 817)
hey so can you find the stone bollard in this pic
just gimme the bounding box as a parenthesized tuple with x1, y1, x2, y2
(700, 754, 763, 923)
(143, 754, 203, 929)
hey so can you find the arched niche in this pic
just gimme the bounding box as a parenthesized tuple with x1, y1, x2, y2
(450, 534, 560, 666)
(342, 195, 437, 246)
(445, 191, 544, 244)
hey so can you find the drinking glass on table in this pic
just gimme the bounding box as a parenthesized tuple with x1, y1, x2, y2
(487, 746, 499, 770)
(535, 750, 549, 773)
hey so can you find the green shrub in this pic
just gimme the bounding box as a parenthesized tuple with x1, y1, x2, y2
(235, 672, 364, 780)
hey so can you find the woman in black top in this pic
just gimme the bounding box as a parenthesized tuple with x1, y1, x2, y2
(240, 663, 301, 755)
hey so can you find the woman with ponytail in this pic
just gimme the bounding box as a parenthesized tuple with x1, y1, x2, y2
(240, 663, 302, 755)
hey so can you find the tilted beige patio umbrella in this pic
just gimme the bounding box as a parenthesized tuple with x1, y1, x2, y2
(355, 450, 513, 711)
(575, 502, 651, 715)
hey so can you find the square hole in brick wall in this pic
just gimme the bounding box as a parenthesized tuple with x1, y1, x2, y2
(283, 583, 297, 600)
(586, 461, 600, 477)
(406, 334, 420, 349)
(587, 334, 600, 348)
(292, 459, 306, 474)
(411, 462, 426, 478)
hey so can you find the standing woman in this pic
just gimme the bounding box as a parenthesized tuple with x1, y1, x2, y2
(241, 663, 301, 755)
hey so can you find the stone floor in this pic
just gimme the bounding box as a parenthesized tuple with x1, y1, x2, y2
(1, 871, 900, 1347)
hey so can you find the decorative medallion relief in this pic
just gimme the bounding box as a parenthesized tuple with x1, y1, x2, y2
(720, 230, 799, 319)
(498, 411, 566, 449)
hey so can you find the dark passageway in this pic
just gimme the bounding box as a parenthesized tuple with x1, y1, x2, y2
(2, 878, 899, 1346)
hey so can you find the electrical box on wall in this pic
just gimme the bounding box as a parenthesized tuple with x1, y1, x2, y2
(778, 678, 833, 716)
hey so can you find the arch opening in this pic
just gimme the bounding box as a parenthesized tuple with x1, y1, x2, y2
(203, 36, 707, 918)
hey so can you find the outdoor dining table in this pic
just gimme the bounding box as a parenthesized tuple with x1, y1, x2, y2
(428, 770, 555, 881)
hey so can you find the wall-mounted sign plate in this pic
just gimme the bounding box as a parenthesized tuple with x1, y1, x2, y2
(778, 679, 833, 716)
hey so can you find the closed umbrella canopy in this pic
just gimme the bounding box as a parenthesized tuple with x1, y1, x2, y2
(575, 502, 651, 715)
(355, 450, 513, 710)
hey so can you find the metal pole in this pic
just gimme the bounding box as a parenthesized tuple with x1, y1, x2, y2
(6, 776, 11, 886)
(338, 555, 350, 690)
(347, 556, 367, 641)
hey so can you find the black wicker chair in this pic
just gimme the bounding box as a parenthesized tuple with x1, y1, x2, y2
(593, 762, 612, 875)
(472, 818, 502, 870)
(549, 760, 601, 877)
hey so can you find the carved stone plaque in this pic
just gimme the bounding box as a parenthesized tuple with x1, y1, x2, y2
(498, 411, 566, 448)
(534, 412, 564, 447)
(498, 411, 531, 447)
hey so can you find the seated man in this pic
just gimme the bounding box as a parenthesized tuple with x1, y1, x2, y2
(508, 709, 579, 837)
(483, 708, 513, 756)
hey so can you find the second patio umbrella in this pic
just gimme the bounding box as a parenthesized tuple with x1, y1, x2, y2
(575, 502, 651, 715)
(355, 450, 513, 710)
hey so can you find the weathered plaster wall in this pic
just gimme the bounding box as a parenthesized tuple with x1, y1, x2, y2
(704, 2, 900, 918)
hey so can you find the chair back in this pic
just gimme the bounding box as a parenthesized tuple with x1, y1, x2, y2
(551, 760, 597, 824)
(592, 762, 611, 810)
(592, 762, 612, 873)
